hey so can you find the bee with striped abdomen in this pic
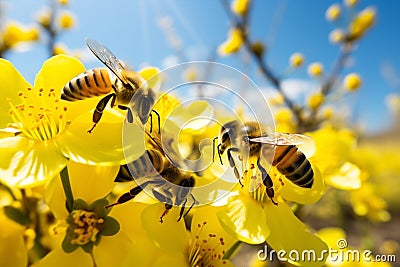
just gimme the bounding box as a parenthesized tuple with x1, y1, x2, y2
(62, 39, 159, 133)
(108, 131, 198, 223)
(215, 120, 314, 204)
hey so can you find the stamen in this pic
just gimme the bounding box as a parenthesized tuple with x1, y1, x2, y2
(69, 210, 104, 246)
(188, 221, 228, 267)
(7, 88, 68, 141)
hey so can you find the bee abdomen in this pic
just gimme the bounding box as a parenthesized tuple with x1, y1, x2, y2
(274, 145, 314, 188)
(129, 149, 166, 178)
(61, 68, 112, 101)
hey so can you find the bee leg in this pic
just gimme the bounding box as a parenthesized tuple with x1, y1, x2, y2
(152, 187, 174, 223)
(227, 147, 243, 187)
(177, 198, 188, 222)
(149, 110, 160, 134)
(127, 108, 133, 123)
(88, 93, 116, 133)
(105, 184, 144, 209)
(257, 158, 277, 205)
(212, 137, 224, 165)
(160, 203, 173, 223)
(118, 105, 134, 123)
(178, 194, 198, 222)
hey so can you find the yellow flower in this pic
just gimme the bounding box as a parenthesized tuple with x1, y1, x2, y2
(343, 73, 362, 91)
(274, 108, 296, 133)
(308, 62, 324, 77)
(1, 21, 39, 49)
(0, 209, 28, 267)
(38, 161, 143, 267)
(307, 125, 362, 190)
(231, 0, 250, 16)
(329, 29, 345, 43)
(251, 41, 265, 57)
(52, 43, 68, 55)
(183, 67, 197, 82)
(348, 7, 376, 40)
(350, 183, 390, 222)
(308, 92, 324, 110)
(58, 0, 69, 5)
(122, 205, 237, 267)
(0, 55, 144, 188)
(289, 52, 304, 68)
(344, 0, 358, 7)
(58, 12, 75, 29)
(37, 11, 52, 29)
(218, 28, 244, 56)
(214, 150, 327, 266)
(326, 4, 341, 21)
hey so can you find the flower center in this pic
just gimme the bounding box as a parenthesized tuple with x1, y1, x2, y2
(188, 221, 228, 267)
(8, 87, 67, 141)
(69, 210, 104, 245)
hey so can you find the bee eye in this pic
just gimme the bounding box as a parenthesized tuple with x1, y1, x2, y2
(221, 132, 229, 143)
(243, 136, 249, 143)
(139, 97, 151, 118)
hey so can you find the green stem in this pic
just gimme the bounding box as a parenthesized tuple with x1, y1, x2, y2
(60, 166, 74, 212)
(89, 249, 98, 267)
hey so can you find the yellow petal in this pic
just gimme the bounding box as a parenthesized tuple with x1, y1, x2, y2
(141, 203, 190, 253)
(94, 233, 133, 267)
(62, 96, 105, 122)
(153, 253, 187, 267)
(138, 67, 161, 91)
(264, 202, 328, 267)
(33, 55, 85, 97)
(165, 100, 214, 131)
(110, 202, 149, 240)
(279, 165, 326, 204)
(326, 161, 362, 190)
(192, 206, 236, 247)
(58, 109, 145, 165)
(0, 211, 28, 267)
(122, 237, 163, 267)
(0, 59, 31, 128)
(0, 136, 67, 188)
(44, 175, 69, 220)
(217, 194, 269, 244)
(307, 126, 355, 175)
(33, 248, 92, 267)
(316, 227, 346, 250)
(191, 206, 237, 265)
(67, 161, 118, 203)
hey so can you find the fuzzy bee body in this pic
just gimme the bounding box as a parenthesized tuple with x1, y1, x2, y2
(61, 39, 157, 133)
(217, 120, 314, 204)
(61, 68, 113, 101)
(108, 132, 198, 223)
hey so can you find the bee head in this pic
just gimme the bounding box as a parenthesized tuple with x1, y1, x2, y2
(130, 87, 156, 124)
(218, 120, 242, 154)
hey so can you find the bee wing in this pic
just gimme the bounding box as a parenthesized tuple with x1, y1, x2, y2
(250, 133, 314, 146)
(86, 38, 128, 84)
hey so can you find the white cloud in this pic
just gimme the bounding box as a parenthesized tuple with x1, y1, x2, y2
(161, 55, 180, 69)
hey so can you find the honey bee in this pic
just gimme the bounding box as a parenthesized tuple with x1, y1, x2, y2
(215, 120, 314, 204)
(107, 131, 198, 223)
(62, 39, 159, 133)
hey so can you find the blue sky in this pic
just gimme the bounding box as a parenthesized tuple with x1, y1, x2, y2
(2, 0, 400, 134)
